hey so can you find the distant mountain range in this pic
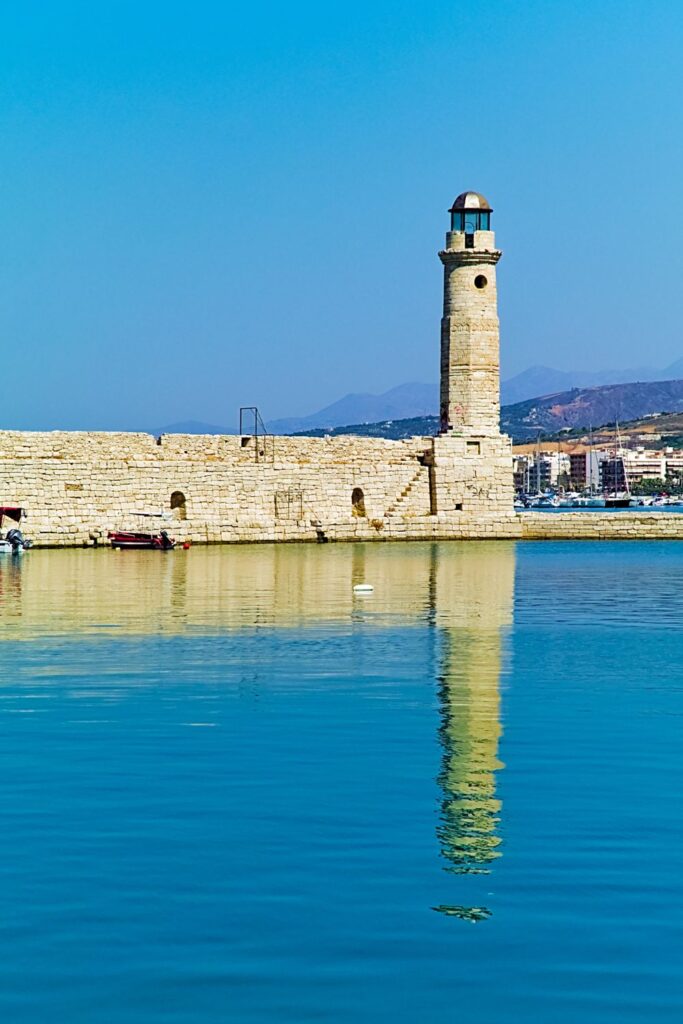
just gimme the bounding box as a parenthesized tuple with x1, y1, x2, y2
(293, 378, 683, 442)
(151, 360, 683, 438)
(292, 416, 439, 441)
(500, 358, 683, 405)
(150, 383, 438, 437)
(500, 378, 683, 439)
(265, 383, 438, 435)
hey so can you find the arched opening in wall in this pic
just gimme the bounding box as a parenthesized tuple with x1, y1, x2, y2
(170, 490, 187, 520)
(352, 487, 366, 518)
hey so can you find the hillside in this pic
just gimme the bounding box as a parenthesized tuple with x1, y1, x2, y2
(294, 378, 683, 442)
(512, 411, 683, 453)
(149, 378, 683, 443)
(500, 378, 683, 439)
(267, 383, 438, 435)
(500, 358, 683, 405)
(147, 367, 683, 439)
(267, 361, 683, 433)
(293, 415, 439, 440)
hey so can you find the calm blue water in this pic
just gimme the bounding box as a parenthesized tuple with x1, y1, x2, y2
(0, 542, 681, 1022)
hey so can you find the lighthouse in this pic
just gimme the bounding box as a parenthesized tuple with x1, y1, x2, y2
(439, 192, 501, 437)
(430, 192, 514, 519)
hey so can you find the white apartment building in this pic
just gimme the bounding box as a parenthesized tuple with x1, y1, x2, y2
(622, 448, 667, 482)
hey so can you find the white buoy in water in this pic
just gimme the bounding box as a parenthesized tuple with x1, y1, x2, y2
(353, 584, 374, 593)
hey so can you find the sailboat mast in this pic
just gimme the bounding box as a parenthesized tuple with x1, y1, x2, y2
(616, 419, 630, 496)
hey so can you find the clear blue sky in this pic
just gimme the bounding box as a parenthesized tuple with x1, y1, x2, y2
(2, 1, 683, 429)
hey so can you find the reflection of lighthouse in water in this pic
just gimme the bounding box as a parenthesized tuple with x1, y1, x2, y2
(431, 543, 514, 915)
(437, 629, 505, 873)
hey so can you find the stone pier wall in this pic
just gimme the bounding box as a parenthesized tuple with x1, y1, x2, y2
(519, 511, 683, 540)
(0, 429, 513, 547)
(1, 429, 681, 546)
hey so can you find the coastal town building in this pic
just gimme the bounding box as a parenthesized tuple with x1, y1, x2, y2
(513, 452, 570, 491)
(600, 457, 628, 493)
(619, 448, 667, 483)
(568, 450, 606, 491)
(518, 445, 682, 493)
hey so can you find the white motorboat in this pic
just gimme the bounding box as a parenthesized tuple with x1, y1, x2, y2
(556, 492, 581, 507)
(573, 495, 606, 508)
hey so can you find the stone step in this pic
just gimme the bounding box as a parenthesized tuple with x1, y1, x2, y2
(385, 466, 427, 517)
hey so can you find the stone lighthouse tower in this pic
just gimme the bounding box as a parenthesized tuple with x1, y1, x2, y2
(430, 192, 514, 519)
(439, 192, 501, 436)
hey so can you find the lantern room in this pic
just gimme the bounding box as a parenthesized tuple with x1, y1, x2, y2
(448, 191, 492, 235)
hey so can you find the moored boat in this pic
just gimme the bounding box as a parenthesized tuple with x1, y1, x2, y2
(0, 507, 32, 554)
(605, 494, 633, 508)
(573, 495, 606, 508)
(108, 530, 175, 551)
(556, 491, 581, 508)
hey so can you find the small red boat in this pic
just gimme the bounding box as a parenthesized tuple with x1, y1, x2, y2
(108, 530, 175, 551)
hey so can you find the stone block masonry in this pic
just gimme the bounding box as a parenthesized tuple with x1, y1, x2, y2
(519, 511, 683, 541)
(1, 427, 682, 545)
(0, 429, 513, 547)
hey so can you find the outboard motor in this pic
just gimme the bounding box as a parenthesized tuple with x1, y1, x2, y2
(160, 530, 173, 550)
(6, 528, 31, 553)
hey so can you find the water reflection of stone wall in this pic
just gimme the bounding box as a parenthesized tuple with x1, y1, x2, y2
(0, 543, 509, 636)
(0, 542, 515, 907)
(0, 543, 460, 637)
(1, 545, 514, 870)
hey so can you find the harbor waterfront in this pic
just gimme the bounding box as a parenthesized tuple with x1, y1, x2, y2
(0, 540, 681, 1022)
(7, 9, 683, 1024)
(0, 193, 681, 547)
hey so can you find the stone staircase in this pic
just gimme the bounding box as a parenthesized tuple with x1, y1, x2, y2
(385, 465, 427, 518)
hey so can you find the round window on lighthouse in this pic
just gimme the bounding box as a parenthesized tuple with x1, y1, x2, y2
(474, 275, 488, 289)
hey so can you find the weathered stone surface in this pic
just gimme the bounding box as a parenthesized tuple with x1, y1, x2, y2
(439, 229, 502, 437)
(519, 511, 683, 540)
(0, 429, 517, 546)
(0, 427, 679, 545)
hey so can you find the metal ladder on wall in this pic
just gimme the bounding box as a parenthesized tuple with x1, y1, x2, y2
(239, 407, 275, 464)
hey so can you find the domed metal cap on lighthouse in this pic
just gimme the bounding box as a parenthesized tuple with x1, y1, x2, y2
(448, 192, 492, 233)
(448, 191, 492, 212)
